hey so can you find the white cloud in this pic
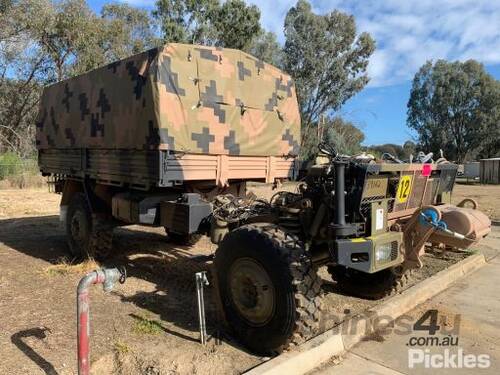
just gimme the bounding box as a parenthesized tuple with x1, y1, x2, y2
(117, 0, 500, 86)
(251, 0, 500, 86)
(316, 0, 500, 86)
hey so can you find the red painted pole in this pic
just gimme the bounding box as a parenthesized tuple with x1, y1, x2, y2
(77, 289, 91, 375)
(77, 268, 124, 375)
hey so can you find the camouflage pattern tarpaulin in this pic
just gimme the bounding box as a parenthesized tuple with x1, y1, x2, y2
(35, 43, 301, 157)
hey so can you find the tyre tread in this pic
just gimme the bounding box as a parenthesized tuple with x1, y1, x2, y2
(216, 224, 323, 353)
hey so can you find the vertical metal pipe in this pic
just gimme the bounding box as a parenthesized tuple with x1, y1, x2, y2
(334, 161, 347, 226)
(77, 268, 124, 375)
(77, 271, 100, 375)
(77, 290, 90, 375)
(196, 271, 209, 345)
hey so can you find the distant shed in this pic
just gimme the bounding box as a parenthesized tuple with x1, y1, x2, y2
(464, 162, 480, 179)
(480, 158, 500, 184)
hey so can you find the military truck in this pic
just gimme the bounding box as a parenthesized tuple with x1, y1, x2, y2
(36, 44, 491, 355)
(37, 43, 300, 252)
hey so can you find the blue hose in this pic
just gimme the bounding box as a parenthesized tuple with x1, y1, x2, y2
(419, 208, 473, 241)
(419, 208, 447, 230)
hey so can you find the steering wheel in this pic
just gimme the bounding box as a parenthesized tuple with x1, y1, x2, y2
(318, 142, 338, 158)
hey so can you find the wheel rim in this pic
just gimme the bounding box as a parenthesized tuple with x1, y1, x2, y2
(70, 210, 88, 243)
(228, 258, 275, 326)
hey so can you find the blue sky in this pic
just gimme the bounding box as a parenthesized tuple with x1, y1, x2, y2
(88, 0, 500, 145)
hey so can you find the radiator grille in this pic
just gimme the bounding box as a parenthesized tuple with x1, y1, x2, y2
(390, 241, 399, 261)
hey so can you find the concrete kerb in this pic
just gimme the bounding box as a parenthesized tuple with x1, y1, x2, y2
(245, 253, 486, 375)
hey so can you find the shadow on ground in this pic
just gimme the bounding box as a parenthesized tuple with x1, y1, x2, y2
(10, 327, 58, 375)
(0, 216, 238, 352)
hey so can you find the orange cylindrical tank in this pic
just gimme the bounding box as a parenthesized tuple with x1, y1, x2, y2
(429, 204, 491, 248)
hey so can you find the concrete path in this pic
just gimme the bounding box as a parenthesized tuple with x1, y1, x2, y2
(316, 228, 500, 375)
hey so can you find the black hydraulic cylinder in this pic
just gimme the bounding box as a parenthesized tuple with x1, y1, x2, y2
(329, 161, 356, 237)
(334, 161, 347, 226)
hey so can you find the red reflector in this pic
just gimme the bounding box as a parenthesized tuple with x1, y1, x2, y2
(422, 164, 432, 177)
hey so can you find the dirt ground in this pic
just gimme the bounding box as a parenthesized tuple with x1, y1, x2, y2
(0, 185, 497, 375)
(452, 182, 500, 220)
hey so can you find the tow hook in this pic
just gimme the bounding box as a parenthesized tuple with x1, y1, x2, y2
(77, 267, 126, 375)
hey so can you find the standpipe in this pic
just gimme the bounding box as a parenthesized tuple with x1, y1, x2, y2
(77, 267, 126, 375)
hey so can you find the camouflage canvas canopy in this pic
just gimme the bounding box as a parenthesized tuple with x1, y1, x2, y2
(36, 43, 301, 157)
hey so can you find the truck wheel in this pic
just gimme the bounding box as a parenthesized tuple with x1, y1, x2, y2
(66, 193, 113, 260)
(327, 265, 413, 300)
(214, 224, 323, 355)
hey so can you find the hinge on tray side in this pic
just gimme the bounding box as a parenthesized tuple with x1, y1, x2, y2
(158, 150, 173, 187)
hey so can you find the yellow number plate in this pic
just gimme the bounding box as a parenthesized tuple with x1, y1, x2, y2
(396, 175, 413, 203)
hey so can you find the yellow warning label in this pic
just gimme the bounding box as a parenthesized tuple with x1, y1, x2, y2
(396, 175, 413, 203)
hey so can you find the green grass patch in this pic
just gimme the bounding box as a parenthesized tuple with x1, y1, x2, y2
(0, 153, 37, 177)
(131, 314, 164, 335)
(113, 340, 131, 355)
(0, 152, 23, 179)
(0, 152, 40, 188)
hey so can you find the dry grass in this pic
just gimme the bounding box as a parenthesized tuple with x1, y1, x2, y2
(44, 258, 100, 277)
(0, 188, 59, 218)
(0, 174, 46, 189)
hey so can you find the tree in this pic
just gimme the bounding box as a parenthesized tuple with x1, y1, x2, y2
(212, 0, 260, 50)
(324, 116, 365, 156)
(1, 0, 54, 156)
(0, 78, 41, 156)
(153, 0, 219, 45)
(368, 144, 405, 160)
(301, 116, 365, 161)
(0, 0, 159, 156)
(477, 132, 500, 159)
(246, 30, 282, 66)
(283, 0, 375, 152)
(0, 0, 114, 156)
(153, 0, 261, 49)
(33, 0, 107, 81)
(101, 3, 159, 61)
(402, 140, 417, 159)
(407, 60, 500, 162)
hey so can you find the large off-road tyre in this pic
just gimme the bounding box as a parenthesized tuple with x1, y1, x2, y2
(214, 224, 323, 355)
(66, 193, 113, 260)
(327, 265, 413, 300)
